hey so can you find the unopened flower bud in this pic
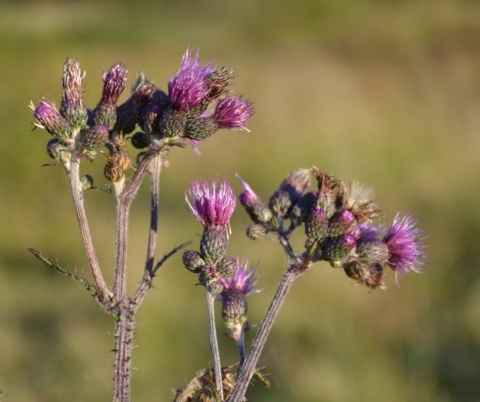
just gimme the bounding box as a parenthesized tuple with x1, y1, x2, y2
(269, 169, 311, 217)
(246, 224, 268, 240)
(343, 262, 385, 290)
(321, 234, 356, 267)
(130, 131, 151, 149)
(268, 190, 292, 218)
(182, 249, 205, 273)
(289, 190, 318, 227)
(328, 209, 356, 236)
(200, 227, 229, 264)
(185, 116, 218, 140)
(157, 109, 187, 138)
(80, 174, 94, 191)
(115, 73, 157, 134)
(79, 125, 109, 151)
(305, 207, 328, 242)
(46, 138, 71, 164)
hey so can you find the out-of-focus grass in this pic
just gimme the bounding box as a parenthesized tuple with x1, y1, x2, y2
(1, 1, 480, 401)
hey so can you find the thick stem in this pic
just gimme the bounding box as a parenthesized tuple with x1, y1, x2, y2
(207, 291, 224, 401)
(112, 305, 136, 402)
(68, 158, 112, 303)
(113, 193, 130, 301)
(227, 267, 301, 402)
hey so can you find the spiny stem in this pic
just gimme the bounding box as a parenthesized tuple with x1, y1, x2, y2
(227, 266, 301, 402)
(207, 290, 224, 401)
(144, 155, 163, 275)
(68, 157, 112, 303)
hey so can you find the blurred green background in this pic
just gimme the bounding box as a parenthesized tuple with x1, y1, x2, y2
(1, 0, 480, 401)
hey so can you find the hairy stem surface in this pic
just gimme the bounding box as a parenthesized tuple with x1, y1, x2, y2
(227, 266, 301, 402)
(207, 291, 224, 401)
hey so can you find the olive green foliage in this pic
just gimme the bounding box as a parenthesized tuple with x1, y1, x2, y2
(1, 1, 480, 401)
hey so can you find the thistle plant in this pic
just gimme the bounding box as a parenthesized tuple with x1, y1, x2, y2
(28, 49, 424, 402)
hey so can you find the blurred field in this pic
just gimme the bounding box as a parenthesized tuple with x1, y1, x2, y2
(1, 0, 480, 401)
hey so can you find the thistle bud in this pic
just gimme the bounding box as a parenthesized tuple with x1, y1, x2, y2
(79, 125, 109, 151)
(115, 73, 157, 134)
(46, 138, 71, 165)
(199, 227, 229, 264)
(94, 62, 127, 129)
(237, 175, 273, 224)
(60, 58, 88, 131)
(328, 209, 356, 236)
(80, 174, 95, 191)
(343, 262, 385, 290)
(182, 249, 205, 273)
(205, 66, 237, 101)
(289, 190, 318, 227)
(246, 224, 268, 240)
(130, 131, 151, 149)
(269, 169, 311, 217)
(185, 116, 218, 140)
(305, 207, 328, 242)
(268, 190, 291, 218)
(32, 100, 72, 139)
(320, 234, 356, 267)
(157, 109, 187, 138)
(219, 264, 257, 342)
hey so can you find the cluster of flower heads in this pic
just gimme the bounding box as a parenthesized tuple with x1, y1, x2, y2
(31, 50, 253, 183)
(238, 167, 425, 289)
(183, 179, 257, 341)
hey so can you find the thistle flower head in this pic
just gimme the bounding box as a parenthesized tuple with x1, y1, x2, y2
(32, 100, 72, 139)
(168, 49, 214, 111)
(185, 179, 236, 229)
(236, 174, 273, 224)
(60, 58, 88, 130)
(214, 96, 254, 131)
(101, 62, 128, 106)
(219, 262, 257, 296)
(383, 213, 425, 275)
(219, 262, 257, 342)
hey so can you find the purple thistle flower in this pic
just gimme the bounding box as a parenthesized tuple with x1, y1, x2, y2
(218, 262, 257, 342)
(100, 62, 128, 106)
(168, 49, 214, 111)
(214, 96, 253, 131)
(60, 58, 88, 130)
(219, 262, 257, 295)
(185, 179, 236, 228)
(355, 223, 381, 244)
(383, 213, 425, 275)
(236, 174, 273, 224)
